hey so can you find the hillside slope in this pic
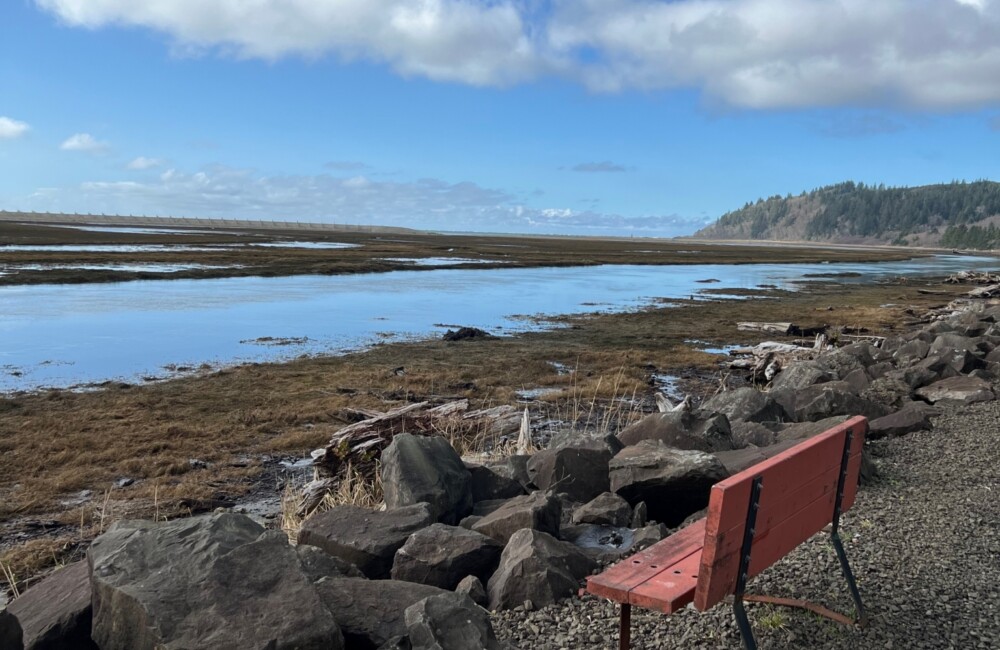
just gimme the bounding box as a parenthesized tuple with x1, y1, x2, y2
(695, 180, 1000, 248)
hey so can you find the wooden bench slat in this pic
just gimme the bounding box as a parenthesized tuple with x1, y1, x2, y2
(585, 518, 707, 602)
(694, 416, 867, 610)
(628, 551, 702, 614)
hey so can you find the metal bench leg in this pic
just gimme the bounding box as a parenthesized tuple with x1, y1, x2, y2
(733, 476, 764, 650)
(832, 428, 868, 627)
(619, 603, 631, 650)
(733, 597, 757, 650)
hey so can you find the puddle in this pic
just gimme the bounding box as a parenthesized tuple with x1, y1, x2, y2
(653, 374, 685, 401)
(515, 387, 563, 400)
(684, 339, 741, 355)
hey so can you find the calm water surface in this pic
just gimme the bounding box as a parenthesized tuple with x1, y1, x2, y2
(2, 255, 996, 392)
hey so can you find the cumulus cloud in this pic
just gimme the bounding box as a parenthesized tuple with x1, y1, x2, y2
(0, 116, 30, 139)
(34, 0, 1000, 109)
(60, 133, 110, 152)
(571, 161, 630, 173)
(324, 160, 368, 171)
(19, 165, 703, 236)
(127, 156, 163, 170)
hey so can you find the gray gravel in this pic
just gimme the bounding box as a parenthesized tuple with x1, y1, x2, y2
(491, 399, 1000, 649)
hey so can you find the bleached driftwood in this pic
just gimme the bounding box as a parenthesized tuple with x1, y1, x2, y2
(737, 322, 793, 335)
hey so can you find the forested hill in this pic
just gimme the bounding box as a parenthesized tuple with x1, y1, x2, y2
(694, 181, 1000, 248)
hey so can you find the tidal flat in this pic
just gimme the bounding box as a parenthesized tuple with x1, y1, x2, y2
(0, 250, 979, 594)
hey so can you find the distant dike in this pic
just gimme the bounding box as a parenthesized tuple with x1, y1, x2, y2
(693, 180, 1000, 250)
(0, 210, 419, 235)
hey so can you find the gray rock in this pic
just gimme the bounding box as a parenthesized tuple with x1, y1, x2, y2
(729, 420, 778, 447)
(558, 524, 636, 563)
(701, 387, 788, 424)
(861, 375, 914, 410)
(546, 429, 624, 455)
(299, 503, 435, 579)
(382, 434, 472, 524)
(525, 446, 612, 503)
(471, 492, 561, 544)
(775, 415, 851, 443)
(815, 345, 872, 379)
(893, 339, 930, 366)
(6, 560, 95, 650)
(467, 464, 525, 503)
(770, 361, 836, 390)
(392, 524, 503, 590)
(315, 577, 447, 649)
(458, 515, 482, 530)
(455, 575, 488, 607)
(866, 361, 895, 379)
(295, 544, 366, 581)
(487, 529, 596, 611)
(88, 515, 343, 650)
(771, 383, 890, 422)
(608, 440, 728, 526)
(713, 440, 801, 474)
(0, 608, 23, 650)
(405, 592, 503, 650)
(616, 410, 734, 452)
(486, 456, 533, 491)
(630, 501, 648, 528)
(377, 636, 411, 650)
(869, 403, 936, 439)
(929, 333, 986, 357)
(842, 368, 871, 394)
(571, 492, 632, 527)
(471, 499, 509, 517)
(630, 524, 668, 551)
(915, 376, 996, 405)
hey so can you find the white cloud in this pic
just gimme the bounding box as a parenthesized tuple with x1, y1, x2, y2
(18, 165, 704, 236)
(60, 133, 110, 152)
(34, 0, 1000, 109)
(0, 116, 30, 139)
(127, 156, 163, 170)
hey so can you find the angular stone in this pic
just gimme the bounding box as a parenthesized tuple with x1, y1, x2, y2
(770, 361, 836, 390)
(392, 524, 503, 590)
(471, 491, 561, 544)
(547, 429, 625, 455)
(405, 592, 503, 650)
(571, 492, 632, 527)
(771, 383, 890, 422)
(315, 577, 447, 649)
(467, 464, 525, 503)
(868, 403, 935, 439)
(526, 446, 611, 503)
(929, 334, 985, 357)
(617, 410, 734, 452)
(295, 544, 366, 581)
(455, 575, 488, 607)
(6, 560, 95, 650)
(608, 440, 728, 527)
(841, 368, 871, 394)
(775, 415, 851, 443)
(631, 524, 668, 551)
(88, 515, 343, 650)
(815, 345, 872, 379)
(893, 339, 930, 366)
(381, 434, 472, 524)
(558, 524, 636, 563)
(729, 420, 778, 448)
(486, 455, 532, 491)
(915, 376, 996, 405)
(630, 501, 648, 528)
(701, 387, 788, 424)
(0, 608, 23, 650)
(487, 529, 596, 611)
(866, 361, 895, 380)
(299, 503, 435, 579)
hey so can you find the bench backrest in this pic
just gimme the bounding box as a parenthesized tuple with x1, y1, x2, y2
(693, 415, 867, 610)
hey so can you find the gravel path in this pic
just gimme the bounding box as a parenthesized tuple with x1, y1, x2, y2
(491, 399, 1000, 649)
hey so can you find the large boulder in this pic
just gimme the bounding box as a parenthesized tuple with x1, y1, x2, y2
(382, 434, 472, 524)
(525, 446, 611, 503)
(7, 560, 95, 650)
(88, 514, 343, 650)
(466, 464, 525, 503)
(487, 529, 596, 611)
(815, 346, 872, 379)
(558, 524, 636, 563)
(314, 577, 447, 649)
(893, 339, 930, 366)
(868, 403, 936, 439)
(929, 333, 986, 357)
(392, 524, 503, 590)
(471, 491, 561, 544)
(0, 608, 23, 650)
(771, 383, 890, 422)
(547, 429, 625, 455)
(295, 545, 366, 580)
(712, 440, 799, 474)
(774, 415, 850, 444)
(701, 388, 788, 424)
(915, 376, 996, 405)
(617, 410, 735, 452)
(455, 575, 488, 607)
(299, 503, 435, 579)
(729, 420, 778, 448)
(609, 440, 728, 526)
(405, 592, 503, 650)
(770, 361, 836, 390)
(571, 492, 632, 527)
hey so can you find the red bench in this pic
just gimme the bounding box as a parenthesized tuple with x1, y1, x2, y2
(587, 416, 869, 649)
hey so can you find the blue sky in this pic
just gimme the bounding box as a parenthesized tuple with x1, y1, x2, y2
(3, 0, 1000, 236)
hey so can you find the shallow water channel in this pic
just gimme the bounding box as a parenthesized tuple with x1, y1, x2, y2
(1, 255, 996, 393)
